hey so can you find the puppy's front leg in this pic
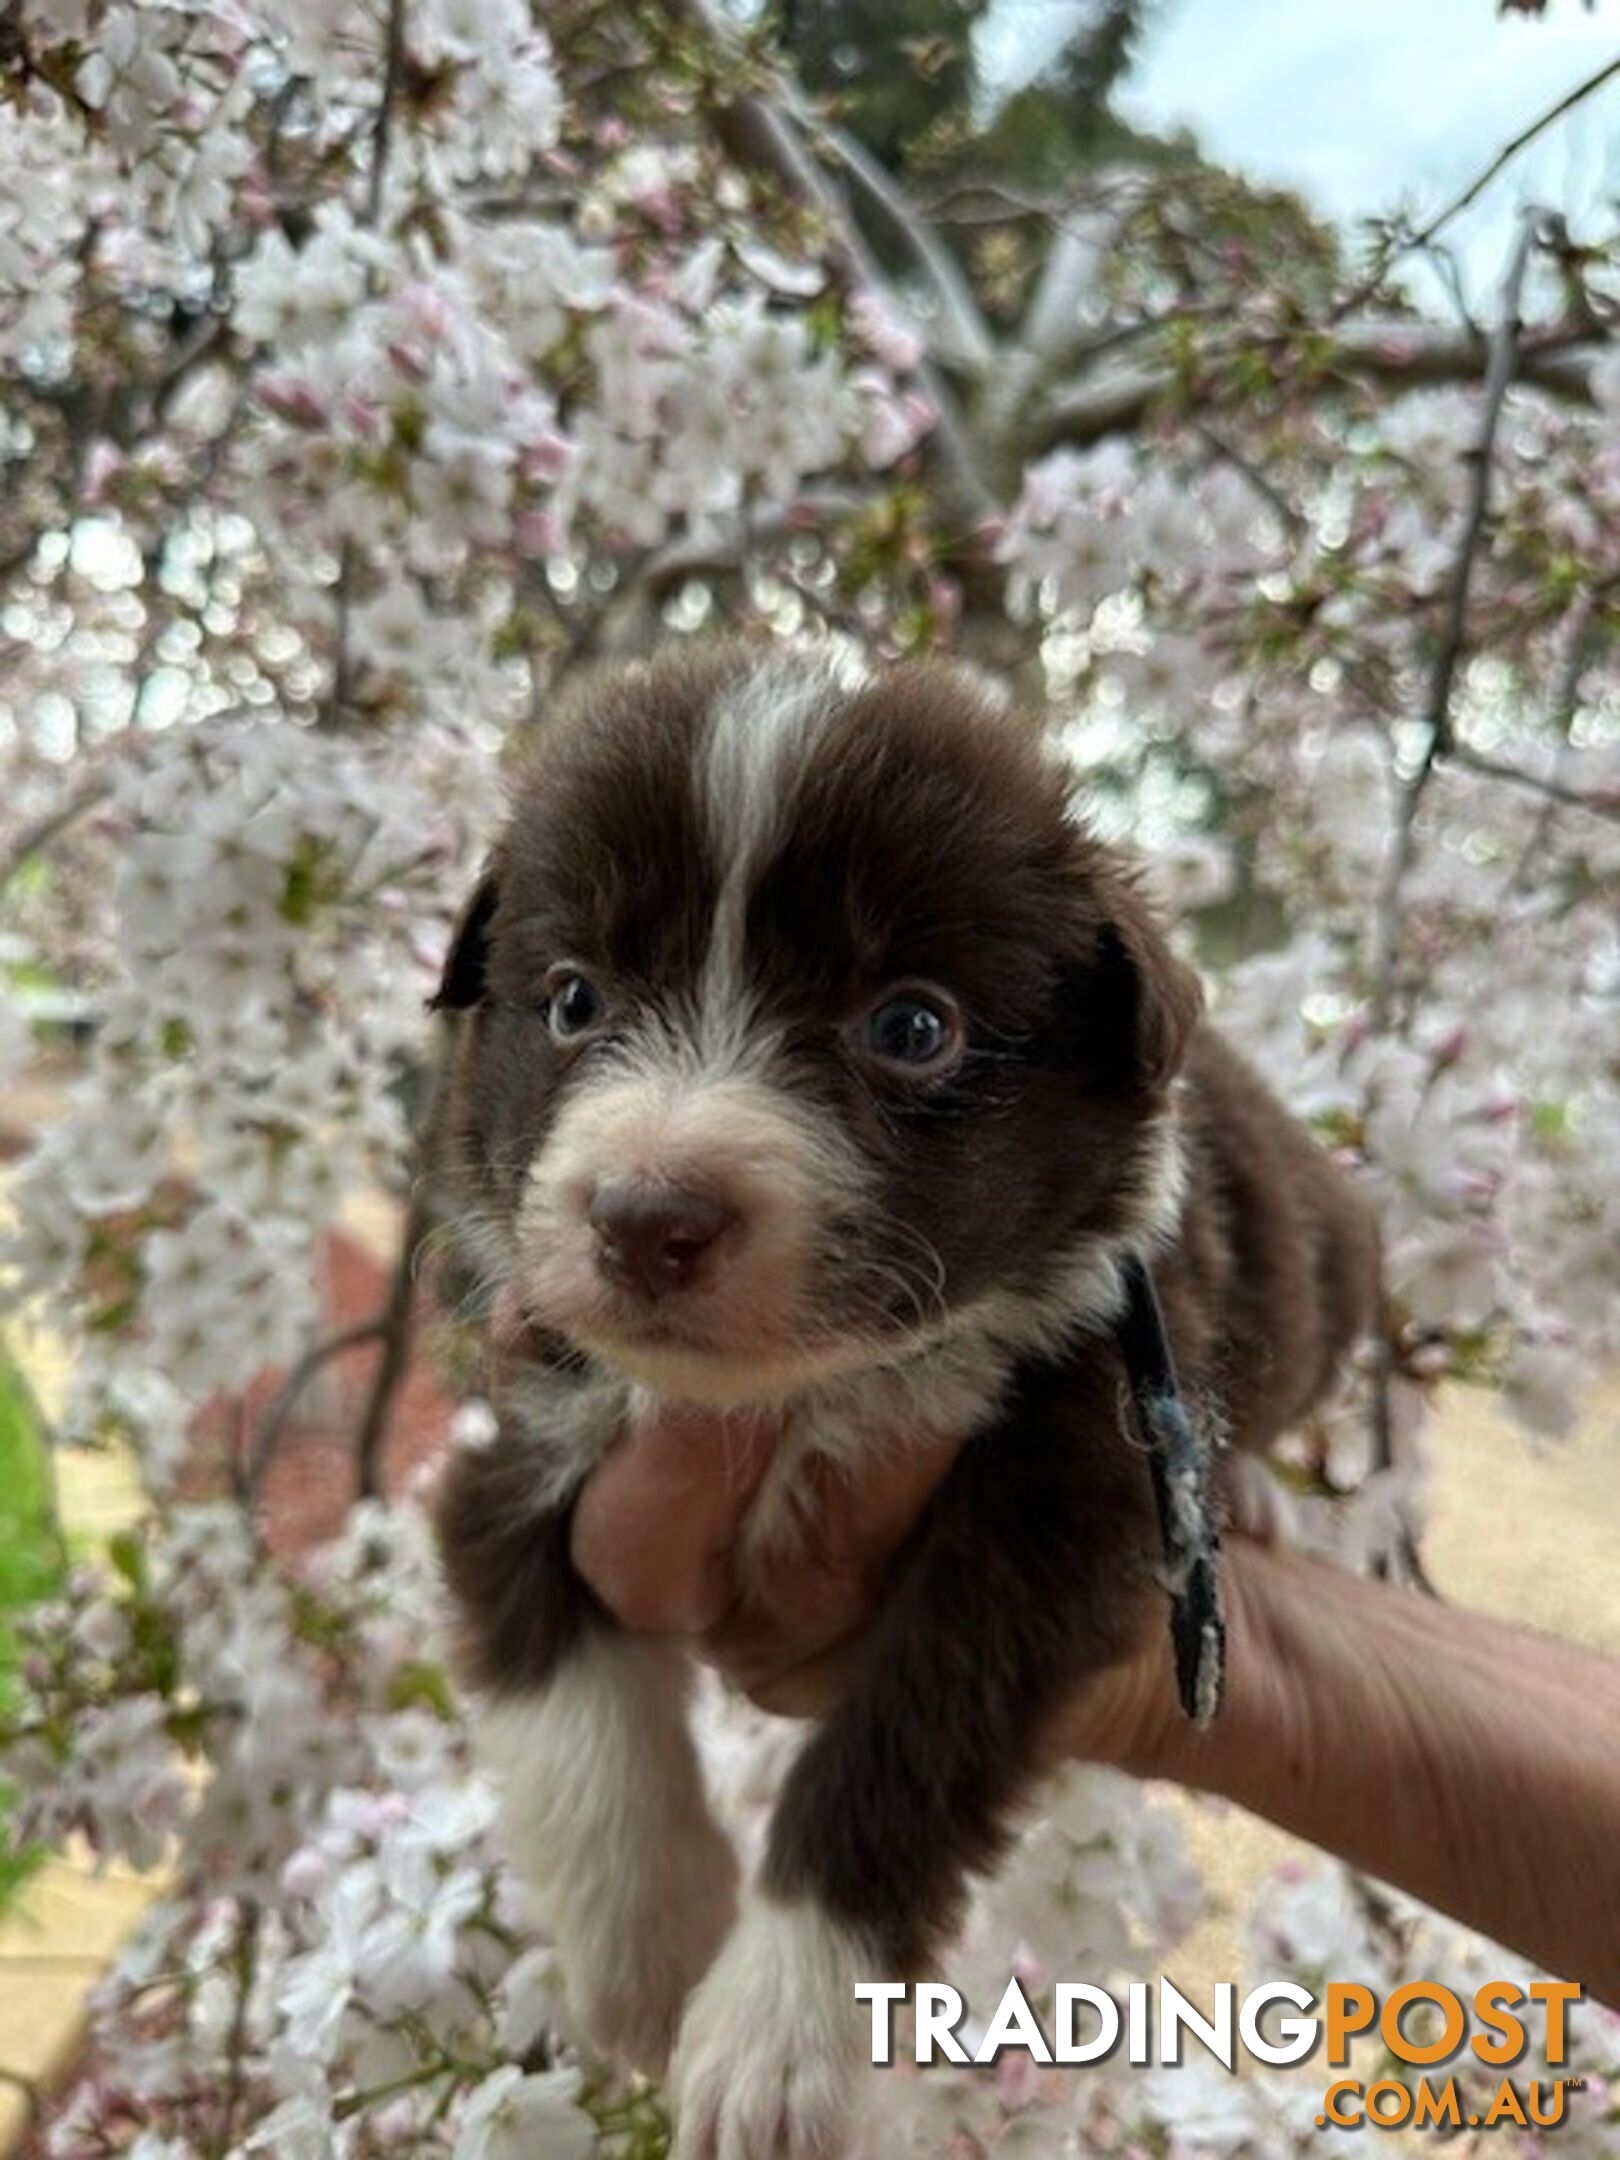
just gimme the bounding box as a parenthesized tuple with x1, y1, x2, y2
(438, 1426, 738, 2074)
(671, 1356, 1155, 2160)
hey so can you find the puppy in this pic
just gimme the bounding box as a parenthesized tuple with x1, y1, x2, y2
(431, 642, 1379, 2159)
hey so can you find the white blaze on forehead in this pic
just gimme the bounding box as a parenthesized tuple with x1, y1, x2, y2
(702, 650, 864, 867)
(695, 649, 868, 1066)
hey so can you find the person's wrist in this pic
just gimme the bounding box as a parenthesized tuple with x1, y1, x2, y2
(1073, 1646, 1182, 1774)
(1039, 1586, 1185, 1776)
(1135, 1538, 1301, 1792)
(1059, 1538, 1284, 1785)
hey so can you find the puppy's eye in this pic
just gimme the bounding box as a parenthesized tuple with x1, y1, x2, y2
(544, 966, 606, 1044)
(861, 986, 964, 1074)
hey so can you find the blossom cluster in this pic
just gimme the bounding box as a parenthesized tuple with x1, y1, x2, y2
(6, 1493, 607, 2159)
(0, 1476, 1207, 2160)
(9, 1485, 1619, 2159)
(5, 716, 491, 1486)
(1000, 366, 1620, 1526)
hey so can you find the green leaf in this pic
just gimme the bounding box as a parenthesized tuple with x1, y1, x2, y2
(106, 1527, 146, 1591)
(0, 1346, 66, 1916)
(385, 1660, 456, 1719)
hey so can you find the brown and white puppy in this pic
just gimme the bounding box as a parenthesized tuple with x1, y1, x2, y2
(431, 642, 1379, 2160)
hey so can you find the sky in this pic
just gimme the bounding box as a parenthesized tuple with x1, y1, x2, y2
(979, 0, 1620, 306)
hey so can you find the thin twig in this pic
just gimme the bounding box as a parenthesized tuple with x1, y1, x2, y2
(1369, 212, 1543, 1028)
(1450, 740, 1620, 824)
(1361, 214, 1547, 1515)
(920, 176, 1073, 225)
(324, 540, 357, 731)
(1367, 1336, 1398, 1558)
(246, 1316, 390, 1497)
(349, 1036, 453, 1499)
(353, 1191, 429, 1501)
(1336, 55, 1620, 318)
(639, 489, 861, 596)
(1366, 1341, 1442, 1578)
(1418, 237, 1481, 342)
(150, 314, 226, 427)
(0, 773, 113, 891)
(1423, 218, 1542, 757)
(1504, 585, 1605, 893)
(366, 0, 409, 227)
(1193, 422, 1308, 538)
(311, 0, 402, 727)
(212, 1900, 259, 2160)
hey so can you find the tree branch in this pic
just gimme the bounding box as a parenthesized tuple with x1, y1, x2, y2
(0, 774, 113, 892)
(1369, 213, 1543, 1029)
(1028, 316, 1601, 458)
(348, 1034, 453, 1500)
(1448, 740, 1620, 825)
(1337, 54, 1620, 316)
(211, 1900, 260, 2160)
(1194, 421, 1308, 538)
(1503, 583, 1609, 892)
(1421, 229, 1542, 760)
(246, 1316, 390, 1498)
(323, 541, 358, 731)
(816, 124, 994, 373)
(1017, 223, 1106, 363)
(661, 0, 994, 517)
(637, 489, 865, 598)
(352, 1191, 428, 1501)
(366, 0, 409, 227)
(977, 225, 1119, 487)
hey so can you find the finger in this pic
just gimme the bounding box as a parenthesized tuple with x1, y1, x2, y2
(750, 1430, 965, 1643)
(802, 1429, 963, 1576)
(700, 1626, 874, 1720)
(570, 1408, 777, 1635)
(694, 1432, 967, 1709)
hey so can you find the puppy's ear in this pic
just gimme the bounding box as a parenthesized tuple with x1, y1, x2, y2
(1096, 883, 1203, 1093)
(430, 866, 501, 1012)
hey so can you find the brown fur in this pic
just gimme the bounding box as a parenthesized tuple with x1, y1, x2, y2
(431, 641, 1379, 1979)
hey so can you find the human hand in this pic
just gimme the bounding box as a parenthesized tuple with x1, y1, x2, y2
(569, 1405, 1184, 1759)
(558, 1368, 1620, 2007)
(569, 1409, 967, 1715)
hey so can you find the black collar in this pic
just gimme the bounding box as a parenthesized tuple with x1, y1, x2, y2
(1115, 1257, 1226, 1726)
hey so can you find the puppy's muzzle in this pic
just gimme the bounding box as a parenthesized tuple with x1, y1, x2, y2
(588, 1178, 739, 1302)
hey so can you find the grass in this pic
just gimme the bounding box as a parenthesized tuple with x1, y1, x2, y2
(0, 1342, 65, 1911)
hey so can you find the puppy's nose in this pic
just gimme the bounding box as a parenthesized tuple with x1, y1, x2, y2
(588, 1181, 736, 1299)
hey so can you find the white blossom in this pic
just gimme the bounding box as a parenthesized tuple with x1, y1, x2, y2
(453, 2066, 594, 2160)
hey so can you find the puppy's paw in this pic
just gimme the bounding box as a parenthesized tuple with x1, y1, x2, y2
(564, 1809, 739, 2076)
(670, 1897, 865, 2160)
(475, 1641, 738, 2079)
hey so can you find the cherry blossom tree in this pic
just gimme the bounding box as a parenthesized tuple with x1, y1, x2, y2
(1, 3, 1617, 2154)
